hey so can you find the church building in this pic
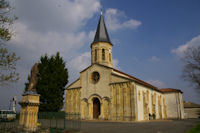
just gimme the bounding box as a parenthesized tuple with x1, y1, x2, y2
(65, 13, 184, 121)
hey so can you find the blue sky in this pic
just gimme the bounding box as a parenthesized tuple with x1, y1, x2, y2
(1, 0, 200, 111)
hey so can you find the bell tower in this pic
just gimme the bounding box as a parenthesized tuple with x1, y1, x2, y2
(91, 11, 113, 68)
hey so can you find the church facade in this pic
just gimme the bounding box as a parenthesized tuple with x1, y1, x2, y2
(65, 13, 184, 121)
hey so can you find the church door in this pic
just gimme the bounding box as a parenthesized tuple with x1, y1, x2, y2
(93, 98, 100, 119)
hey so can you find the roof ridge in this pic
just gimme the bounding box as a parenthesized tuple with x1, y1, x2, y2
(113, 68, 160, 91)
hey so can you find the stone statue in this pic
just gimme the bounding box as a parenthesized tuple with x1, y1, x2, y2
(27, 63, 39, 92)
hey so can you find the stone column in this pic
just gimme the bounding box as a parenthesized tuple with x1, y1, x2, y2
(88, 100, 93, 120)
(116, 85, 119, 120)
(104, 100, 109, 120)
(119, 85, 123, 120)
(130, 83, 136, 121)
(126, 84, 131, 121)
(65, 90, 70, 114)
(72, 90, 75, 114)
(101, 99, 109, 120)
(123, 85, 127, 120)
(111, 85, 116, 120)
(19, 92, 40, 131)
(100, 101, 104, 119)
(81, 99, 88, 119)
(77, 90, 80, 113)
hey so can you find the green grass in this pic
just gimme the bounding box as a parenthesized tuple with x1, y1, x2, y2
(188, 123, 200, 133)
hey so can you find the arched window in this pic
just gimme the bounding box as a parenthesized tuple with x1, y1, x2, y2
(95, 49, 97, 61)
(102, 49, 105, 60)
(109, 49, 111, 62)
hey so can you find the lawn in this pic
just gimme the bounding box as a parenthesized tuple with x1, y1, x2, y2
(188, 123, 200, 133)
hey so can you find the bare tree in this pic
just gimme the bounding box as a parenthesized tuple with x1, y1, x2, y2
(0, 0, 19, 85)
(182, 45, 200, 90)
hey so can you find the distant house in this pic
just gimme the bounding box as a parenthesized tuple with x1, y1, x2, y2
(184, 101, 200, 119)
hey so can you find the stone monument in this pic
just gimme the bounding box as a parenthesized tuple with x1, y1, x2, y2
(19, 63, 40, 131)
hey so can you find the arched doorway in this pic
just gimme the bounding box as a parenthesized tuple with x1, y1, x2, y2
(93, 98, 101, 119)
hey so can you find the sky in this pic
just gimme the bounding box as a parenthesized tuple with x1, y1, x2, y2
(1, 0, 200, 111)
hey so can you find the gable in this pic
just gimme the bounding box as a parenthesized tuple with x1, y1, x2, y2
(80, 63, 113, 99)
(80, 63, 112, 73)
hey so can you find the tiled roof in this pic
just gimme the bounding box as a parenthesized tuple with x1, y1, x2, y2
(113, 69, 161, 92)
(184, 101, 200, 108)
(160, 88, 183, 93)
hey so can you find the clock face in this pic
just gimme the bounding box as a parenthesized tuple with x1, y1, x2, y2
(91, 72, 100, 83)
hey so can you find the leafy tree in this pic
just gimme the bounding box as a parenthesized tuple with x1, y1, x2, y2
(182, 46, 200, 90)
(25, 52, 68, 112)
(0, 0, 19, 84)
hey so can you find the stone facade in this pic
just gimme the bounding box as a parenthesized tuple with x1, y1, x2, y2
(65, 13, 184, 121)
(160, 89, 184, 119)
(65, 64, 183, 121)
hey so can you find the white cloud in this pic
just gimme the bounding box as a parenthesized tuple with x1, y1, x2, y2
(9, 0, 102, 79)
(9, 1, 140, 83)
(67, 51, 119, 81)
(1, 0, 140, 109)
(149, 56, 160, 62)
(105, 8, 141, 31)
(146, 80, 165, 88)
(113, 59, 119, 68)
(15, 0, 101, 32)
(172, 35, 200, 57)
(68, 52, 91, 74)
(88, 30, 96, 42)
(11, 22, 87, 57)
(3, 0, 103, 94)
(68, 51, 119, 76)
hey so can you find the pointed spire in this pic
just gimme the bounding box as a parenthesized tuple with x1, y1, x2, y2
(92, 10, 111, 44)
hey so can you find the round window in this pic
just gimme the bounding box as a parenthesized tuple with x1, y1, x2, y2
(91, 72, 100, 84)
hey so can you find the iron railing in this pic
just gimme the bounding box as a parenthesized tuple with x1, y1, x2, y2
(0, 112, 81, 133)
(38, 112, 81, 132)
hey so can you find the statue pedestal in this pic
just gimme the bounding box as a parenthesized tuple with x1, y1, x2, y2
(19, 91, 40, 131)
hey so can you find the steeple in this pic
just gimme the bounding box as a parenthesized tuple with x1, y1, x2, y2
(91, 11, 113, 68)
(92, 11, 111, 44)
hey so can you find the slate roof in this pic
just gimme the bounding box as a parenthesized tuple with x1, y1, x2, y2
(92, 14, 111, 44)
(112, 68, 162, 93)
